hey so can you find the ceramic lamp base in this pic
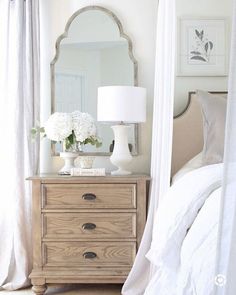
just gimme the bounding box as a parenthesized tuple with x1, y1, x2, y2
(110, 125, 132, 175)
(111, 169, 132, 176)
(59, 152, 79, 175)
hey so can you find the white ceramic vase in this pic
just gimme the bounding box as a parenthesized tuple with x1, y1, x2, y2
(59, 152, 79, 175)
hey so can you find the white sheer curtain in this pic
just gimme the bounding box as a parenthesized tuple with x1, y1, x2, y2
(0, 0, 40, 290)
(215, 0, 236, 294)
(122, 0, 176, 294)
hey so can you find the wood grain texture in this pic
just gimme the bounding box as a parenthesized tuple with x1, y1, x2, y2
(31, 285, 47, 295)
(42, 184, 136, 209)
(43, 241, 136, 267)
(28, 174, 149, 294)
(28, 174, 150, 182)
(32, 180, 43, 270)
(136, 179, 148, 247)
(43, 212, 136, 239)
(31, 270, 128, 284)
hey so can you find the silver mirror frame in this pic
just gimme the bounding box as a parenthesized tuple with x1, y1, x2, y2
(50, 5, 138, 156)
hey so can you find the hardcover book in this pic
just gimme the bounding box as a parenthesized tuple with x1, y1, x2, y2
(70, 168, 106, 176)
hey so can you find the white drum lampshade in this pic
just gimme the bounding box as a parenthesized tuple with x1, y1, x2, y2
(97, 86, 147, 175)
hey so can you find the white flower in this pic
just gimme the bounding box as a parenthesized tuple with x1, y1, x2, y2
(41, 111, 99, 147)
(72, 111, 97, 142)
(44, 112, 72, 141)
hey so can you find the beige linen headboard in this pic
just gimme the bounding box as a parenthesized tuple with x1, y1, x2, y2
(171, 91, 227, 176)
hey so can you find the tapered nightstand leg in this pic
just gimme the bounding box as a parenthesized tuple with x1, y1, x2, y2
(32, 284, 47, 295)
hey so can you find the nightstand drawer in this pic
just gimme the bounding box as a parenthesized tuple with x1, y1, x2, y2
(43, 241, 136, 268)
(29, 175, 149, 289)
(43, 212, 136, 239)
(42, 184, 136, 209)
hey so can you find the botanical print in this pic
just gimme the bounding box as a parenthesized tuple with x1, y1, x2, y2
(190, 29, 214, 63)
(179, 18, 227, 76)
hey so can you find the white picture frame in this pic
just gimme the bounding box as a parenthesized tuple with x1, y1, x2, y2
(178, 17, 228, 76)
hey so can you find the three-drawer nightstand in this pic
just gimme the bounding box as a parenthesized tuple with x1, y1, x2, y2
(28, 174, 150, 294)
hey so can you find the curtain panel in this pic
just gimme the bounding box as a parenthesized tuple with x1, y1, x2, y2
(0, 0, 40, 290)
(215, 0, 236, 294)
(122, 0, 176, 293)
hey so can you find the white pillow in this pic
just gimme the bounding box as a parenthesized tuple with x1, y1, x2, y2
(196, 90, 227, 165)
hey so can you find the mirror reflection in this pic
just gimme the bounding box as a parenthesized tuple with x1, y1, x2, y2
(51, 7, 138, 155)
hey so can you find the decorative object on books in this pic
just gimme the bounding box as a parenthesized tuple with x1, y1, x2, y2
(77, 156, 95, 169)
(31, 111, 102, 175)
(97, 86, 146, 175)
(178, 18, 228, 76)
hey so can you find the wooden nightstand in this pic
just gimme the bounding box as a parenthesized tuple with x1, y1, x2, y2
(28, 174, 150, 295)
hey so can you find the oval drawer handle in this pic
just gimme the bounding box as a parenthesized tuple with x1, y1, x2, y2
(82, 193, 96, 201)
(83, 252, 97, 259)
(82, 223, 96, 230)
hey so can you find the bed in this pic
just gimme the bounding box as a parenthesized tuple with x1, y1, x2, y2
(171, 91, 227, 176)
(145, 90, 227, 295)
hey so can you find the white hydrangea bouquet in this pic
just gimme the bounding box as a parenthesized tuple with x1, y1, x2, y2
(31, 111, 102, 174)
(31, 110, 102, 151)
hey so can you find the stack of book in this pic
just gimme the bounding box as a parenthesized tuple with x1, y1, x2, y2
(70, 168, 106, 176)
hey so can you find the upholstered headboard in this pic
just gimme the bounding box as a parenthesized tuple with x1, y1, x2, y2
(171, 91, 227, 176)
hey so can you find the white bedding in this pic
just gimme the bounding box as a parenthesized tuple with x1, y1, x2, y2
(145, 163, 223, 295)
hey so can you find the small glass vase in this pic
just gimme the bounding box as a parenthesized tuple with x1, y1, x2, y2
(62, 141, 82, 153)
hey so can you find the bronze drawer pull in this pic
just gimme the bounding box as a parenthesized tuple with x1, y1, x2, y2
(83, 252, 97, 259)
(82, 223, 96, 230)
(82, 193, 96, 201)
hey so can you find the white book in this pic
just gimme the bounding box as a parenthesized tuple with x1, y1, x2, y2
(71, 168, 106, 176)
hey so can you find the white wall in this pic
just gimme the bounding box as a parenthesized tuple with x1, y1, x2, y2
(63, 9, 121, 44)
(175, 0, 233, 116)
(39, 0, 232, 173)
(39, 0, 158, 174)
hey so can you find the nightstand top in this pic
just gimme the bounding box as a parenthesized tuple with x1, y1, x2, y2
(27, 174, 150, 182)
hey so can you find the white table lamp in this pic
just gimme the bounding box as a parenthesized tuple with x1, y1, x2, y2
(97, 86, 146, 175)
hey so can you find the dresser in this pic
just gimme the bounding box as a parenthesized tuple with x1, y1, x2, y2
(28, 174, 150, 294)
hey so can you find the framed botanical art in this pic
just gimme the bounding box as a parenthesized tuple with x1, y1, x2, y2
(178, 18, 228, 76)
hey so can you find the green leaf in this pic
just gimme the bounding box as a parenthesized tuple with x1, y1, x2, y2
(96, 141, 102, 148)
(30, 124, 46, 143)
(82, 136, 102, 148)
(67, 133, 74, 145)
(31, 129, 37, 135)
(205, 42, 209, 52)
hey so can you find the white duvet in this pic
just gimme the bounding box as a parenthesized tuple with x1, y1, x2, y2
(145, 163, 223, 295)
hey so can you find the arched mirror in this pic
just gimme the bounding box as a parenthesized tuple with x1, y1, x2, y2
(51, 6, 138, 156)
